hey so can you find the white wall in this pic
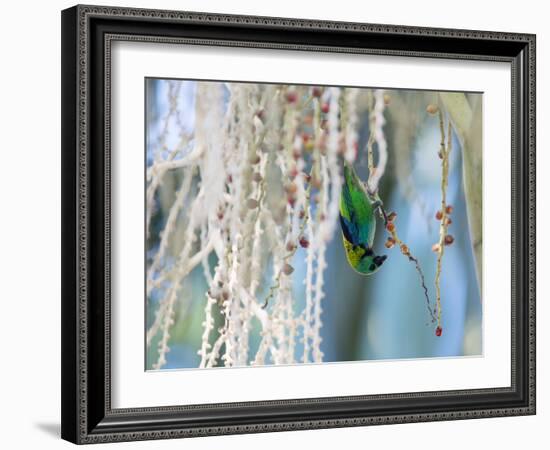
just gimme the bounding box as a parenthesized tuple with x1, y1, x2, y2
(0, 0, 545, 448)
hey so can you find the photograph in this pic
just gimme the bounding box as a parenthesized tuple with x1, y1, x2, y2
(145, 78, 483, 370)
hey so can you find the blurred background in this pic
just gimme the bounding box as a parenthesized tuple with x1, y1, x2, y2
(146, 78, 482, 370)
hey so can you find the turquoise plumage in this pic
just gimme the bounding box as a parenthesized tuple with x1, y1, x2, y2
(339, 162, 387, 275)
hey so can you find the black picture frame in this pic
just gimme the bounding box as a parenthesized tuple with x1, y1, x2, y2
(61, 4, 536, 444)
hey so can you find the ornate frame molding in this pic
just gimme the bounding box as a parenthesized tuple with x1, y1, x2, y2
(61, 4, 536, 444)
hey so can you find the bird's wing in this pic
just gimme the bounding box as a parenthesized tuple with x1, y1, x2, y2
(339, 213, 359, 245)
(340, 163, 376, 246)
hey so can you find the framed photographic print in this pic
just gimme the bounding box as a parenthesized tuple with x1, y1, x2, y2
(61, 4, 536, 444)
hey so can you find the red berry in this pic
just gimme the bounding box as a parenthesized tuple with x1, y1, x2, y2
(299, 237, 310, 248)
(321, 103, 330, 114)
(386, 222, 395, 232)
(444, 235, 455, 245)
(286, 91, 298, 103)
(435, 326, 443, 337)
(435, 210, 443, 221)
(445, 205, 453, 214)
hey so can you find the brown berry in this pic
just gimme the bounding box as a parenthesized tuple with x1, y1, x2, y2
(247, 198, 259, 209)
(435, 210, 443, 221)
(285, 182, 298, 195)
(445, 217, 452, 226)
(426, 104, 439, 115)
(299, 237, 310, 248)
(282, 263, 294, 275)
(400, 244, 409, 255)
(386, 222, 395, 232)
(312, 86, 322, 98)
(445, 205, 454, 214)
(444, 235, 455, 245)
(385, 238, 395, 249)
(435, 326, 443, 337)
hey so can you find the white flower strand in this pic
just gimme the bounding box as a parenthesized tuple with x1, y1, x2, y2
(147, 82, 360, 369)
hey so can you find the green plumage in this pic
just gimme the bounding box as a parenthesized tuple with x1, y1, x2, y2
(339, 162, 387, 275)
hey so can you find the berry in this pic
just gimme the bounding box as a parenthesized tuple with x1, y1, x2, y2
(445, 217, 452, 226)
(445, 205, 453, 214)
(386, 222, 395, 232)
(299, 237, 310, 248)
(286, 241, 296, 252)
(426, 104, 439, 115)
(435, 210, 443, 221)
(285, 182, 298, 195)
(400, 244, 409, 255)
(385, 238, 395, 249)
(312, 86, 322, 97)
(444, 235, 455, 245)
(435, 326, 443, 337)
(282, 263, 295, 275)
(286, 91, 298, 103)
(387, 211, 397, 222)
(321, 103, 330, 114)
